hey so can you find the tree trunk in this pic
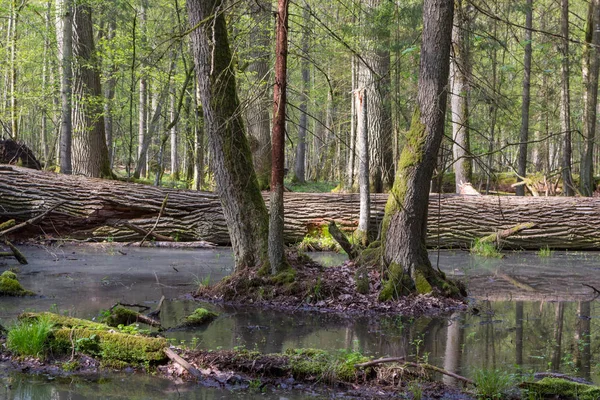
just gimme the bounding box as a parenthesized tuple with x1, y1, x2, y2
(357, 0, 393, 193)
(170, 85, 179, 180)
(269, 0, 289, 274)
(580, 0, 600, 196)
(57, 0, 73, 175)
(103, 19, 117, 169)
(137, 0, 148, 178)
(187, 0, 269, 270)
(356, 89, 370, 244)
(246, 0, 272, 190)
(192, 81, 204, 190)
(8, 166, 600, 250)
(379, 0, 456, 299)
(450, 0, 471, 192)
(561, 0, 575, 196)
(71, 4, 112, 178)
(516, 0, 532, 197)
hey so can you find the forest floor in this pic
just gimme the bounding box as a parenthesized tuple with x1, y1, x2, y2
(194, 250, 467, 317)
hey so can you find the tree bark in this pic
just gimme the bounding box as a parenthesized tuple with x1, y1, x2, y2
(379, 0, 456, 299)
(138, 0, 148, 178)
(450, 0, 472, 192)
(561, 0, 575, 196)
(356, 89, 370, 244)
(516, 0, 532, 197)
(187, 0, 269, 270)
(71, 4, 112, 178)
(8, 166, 600, 250)
(57, 0, 73, 175)
(293, 14, 309, 185)
(246, 0, 272, 190)
(357, 0, 393, 192)
(580, 0, 600, 196)
(103, 19, 117, 169)
(269, 0, 289, 274)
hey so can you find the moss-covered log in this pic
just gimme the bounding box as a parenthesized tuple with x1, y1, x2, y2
(19, 312, 168, 365)
(6, 165, 600, 250)
(0, 271, 34, 296)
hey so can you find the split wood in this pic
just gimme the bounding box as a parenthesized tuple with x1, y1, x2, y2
(164, 348, 203, 380)
(354, 357, 474, 386)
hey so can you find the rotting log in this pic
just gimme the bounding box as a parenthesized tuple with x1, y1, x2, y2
(4, 165, 600, 250)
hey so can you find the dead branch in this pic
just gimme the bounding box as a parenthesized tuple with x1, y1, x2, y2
(141, 194, 169, 246)
(164, 348, 203, 380)
(480, 222, 537, 244)
(328, 221, 357, 259)
(354, 357, 406, 368)
(355, 357, 474, 386)
(122, 222, 174, 242)
(0, 202, 63, 237)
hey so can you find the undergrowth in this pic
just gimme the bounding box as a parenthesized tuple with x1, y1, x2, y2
(470, 240, 503, 258)
(7, 314, 54, 358)
(472, 368, 514, 399)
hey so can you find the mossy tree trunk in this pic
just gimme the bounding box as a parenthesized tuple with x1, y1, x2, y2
(379, 0, 458, 300)
(187, 0, 269, 270)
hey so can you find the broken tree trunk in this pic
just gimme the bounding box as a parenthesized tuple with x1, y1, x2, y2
(3, 165, 600, 250)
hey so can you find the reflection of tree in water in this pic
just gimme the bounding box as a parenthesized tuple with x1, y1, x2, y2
(574, 301, 591, 381)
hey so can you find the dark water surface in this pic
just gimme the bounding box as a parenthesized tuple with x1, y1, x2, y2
(1, 244, 599, 398)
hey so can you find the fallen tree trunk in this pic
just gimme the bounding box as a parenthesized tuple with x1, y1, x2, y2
(2, 165, 600, 250)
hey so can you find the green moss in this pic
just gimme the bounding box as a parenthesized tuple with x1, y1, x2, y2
(355, 266, 370, 295)
(378, 263, 413, 301)
(52, 328, 168, 364)
(298, 225, 340, 252)
(286, 348, 369, 383)
(101, 307, 142, 327)
(0, 271, 34, 296)
(20, 312, 109, 330)
(470, 239, 503, 258)
(270, 268, 296, 285)
(521, 377, 600, 400)
(414, 270, 433, 294)
(183, 308, 218, 326)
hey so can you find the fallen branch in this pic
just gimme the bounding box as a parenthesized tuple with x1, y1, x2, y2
(122, 222, 174, 242)
(498, 273, 536, 292)
(164, 347, 203, 380)
(480, 222, 537, 244)
(141, 194, 169, 246)
(355, 357, 474, 386)
(328, 221, 357, 259)
(4, 239, 27, 264)
(0, 203, 63, 237)
(355, 357, 406, 368)
(148, 295, 165, 319)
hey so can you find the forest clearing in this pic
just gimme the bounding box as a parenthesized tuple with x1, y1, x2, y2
(2, 0, 600, 398)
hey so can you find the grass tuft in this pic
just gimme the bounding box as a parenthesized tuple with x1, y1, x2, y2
(537, 245, 553, 258)
(470, 239, 503, 258)
(473, 368, 513, 399)
(7, 314, 54, 358)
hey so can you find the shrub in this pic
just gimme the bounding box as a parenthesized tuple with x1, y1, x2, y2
(7, 314, 54, 358)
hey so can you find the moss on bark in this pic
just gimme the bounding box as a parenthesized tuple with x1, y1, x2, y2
(0, 271, 34, 296)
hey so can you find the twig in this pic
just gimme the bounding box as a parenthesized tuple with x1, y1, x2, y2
(164, 347, 203, 380)
(123, 222, 173, 242)
(0, 202, 63, 237)
(355, 358, 474, 386)
(148, 295, 165, 319)
(582, 283, 600, 297)
(355, 357, 406, 368)
(141, 194, 169, 246)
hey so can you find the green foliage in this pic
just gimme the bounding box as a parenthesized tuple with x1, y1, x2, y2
(537, 246, 553, 258)
(286, 348, 369, 383)
(471, 239, 503, 258)
(7, 314, 54, 358)
(285, 180, 338, 193)
(408, 382, 423, 400)
(472, 369, 514, 400)
(298, 225, 341, 252)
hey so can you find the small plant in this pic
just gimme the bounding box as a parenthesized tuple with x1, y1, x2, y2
(473, 369, 513, 399)
(537, 246, 553, 258)
(248, 379, 262, 391)
(408, 382, 423, 400)
(471, 239, 503, 258)
(7, 314, 54, 358)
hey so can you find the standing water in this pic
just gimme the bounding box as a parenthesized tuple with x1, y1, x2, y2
(1, 244, 599, 398)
